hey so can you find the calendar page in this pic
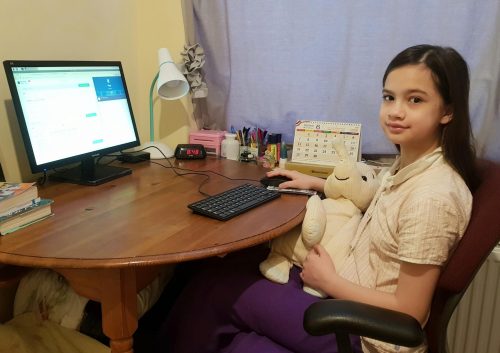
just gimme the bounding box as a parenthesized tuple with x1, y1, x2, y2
(291, 120, 361, 166)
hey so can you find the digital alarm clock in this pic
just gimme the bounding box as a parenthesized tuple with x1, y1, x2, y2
(174, 144, 207, 159)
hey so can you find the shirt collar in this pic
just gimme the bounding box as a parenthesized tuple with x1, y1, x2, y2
(381, 147, 443, 190)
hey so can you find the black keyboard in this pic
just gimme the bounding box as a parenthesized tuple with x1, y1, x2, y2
(188, 183, 281, 221)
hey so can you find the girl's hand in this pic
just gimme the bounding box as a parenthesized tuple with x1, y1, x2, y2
(300, 244, 337, 295)
(266, 168, 325, 191)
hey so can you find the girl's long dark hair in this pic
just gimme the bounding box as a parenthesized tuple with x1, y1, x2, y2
(383, 45, 479, 190)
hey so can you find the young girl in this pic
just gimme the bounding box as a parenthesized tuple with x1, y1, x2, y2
(159, 44, 477, 353)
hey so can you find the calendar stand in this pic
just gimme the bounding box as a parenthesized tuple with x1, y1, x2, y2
(291, 120, 361, 166)
(286, 120, 362, 177)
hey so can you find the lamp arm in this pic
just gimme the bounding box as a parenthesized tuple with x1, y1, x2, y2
(149, 72, 160, 142)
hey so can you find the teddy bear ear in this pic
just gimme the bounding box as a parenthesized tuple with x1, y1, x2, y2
(332, 138, 349, 161)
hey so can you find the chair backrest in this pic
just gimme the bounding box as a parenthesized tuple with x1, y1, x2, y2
(425, 159, 500, 353)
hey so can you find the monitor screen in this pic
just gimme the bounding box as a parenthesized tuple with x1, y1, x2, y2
(3, 60, 140, 185)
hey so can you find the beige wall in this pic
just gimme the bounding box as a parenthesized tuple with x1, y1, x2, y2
(0, 0, 190, 320)
(0, 0, 192, 182)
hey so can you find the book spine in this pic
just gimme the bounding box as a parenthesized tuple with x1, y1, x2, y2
(0, 198, 41, 218)
(0, 199, 53, 223)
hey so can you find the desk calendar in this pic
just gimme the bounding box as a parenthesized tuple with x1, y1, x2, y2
(291, 120, 361, 166)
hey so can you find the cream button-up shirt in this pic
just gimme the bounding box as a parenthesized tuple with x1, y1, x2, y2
(338, 148, 473, 353)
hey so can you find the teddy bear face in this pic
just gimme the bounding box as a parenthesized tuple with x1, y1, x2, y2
(323, 160, 379, 211)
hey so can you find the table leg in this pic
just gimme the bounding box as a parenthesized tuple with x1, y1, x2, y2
(100, 267, 138, 353)
(57, 268, 138, 353)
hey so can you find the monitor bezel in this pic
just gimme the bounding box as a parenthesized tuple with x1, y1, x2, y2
(3, 60, 141, 174)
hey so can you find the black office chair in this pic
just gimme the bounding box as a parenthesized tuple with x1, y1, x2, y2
(303, 159, 500, 353)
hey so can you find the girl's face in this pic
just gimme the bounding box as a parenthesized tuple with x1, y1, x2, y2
(379, 64, 452, 161)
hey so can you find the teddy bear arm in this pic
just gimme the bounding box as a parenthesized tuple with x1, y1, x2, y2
(301, 195, 327, 249)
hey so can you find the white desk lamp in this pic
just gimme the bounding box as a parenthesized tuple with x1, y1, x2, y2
(141, 48, 190, 159)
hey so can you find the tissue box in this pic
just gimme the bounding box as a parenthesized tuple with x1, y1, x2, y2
(189, 130, 226, 156)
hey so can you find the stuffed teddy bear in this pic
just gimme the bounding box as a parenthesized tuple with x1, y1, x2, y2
(259, 140, 379, 297)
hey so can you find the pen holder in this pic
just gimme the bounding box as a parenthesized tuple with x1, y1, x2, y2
(239, 146, 258, 162)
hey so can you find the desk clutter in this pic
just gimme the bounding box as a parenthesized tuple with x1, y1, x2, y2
(189, 127, 285, 167)
(0, 182, 53, 235)
(189, 120, 362, 177)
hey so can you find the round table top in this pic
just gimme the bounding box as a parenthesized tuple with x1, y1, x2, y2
(0, 158, 307, 268)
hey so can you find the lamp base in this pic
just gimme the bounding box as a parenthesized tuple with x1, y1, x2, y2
(139, 141, 174, 159)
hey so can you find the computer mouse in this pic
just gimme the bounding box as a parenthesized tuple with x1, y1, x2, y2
(260, 175, 292, 187)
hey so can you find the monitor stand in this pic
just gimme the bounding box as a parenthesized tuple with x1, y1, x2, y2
(49, 158, 132, 186)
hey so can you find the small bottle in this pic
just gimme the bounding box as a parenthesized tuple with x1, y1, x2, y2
(275, 134, 282, 163)
(279, 141, 287, 168)
(266, 134, 279, 166)
(221, 133, 240, 161)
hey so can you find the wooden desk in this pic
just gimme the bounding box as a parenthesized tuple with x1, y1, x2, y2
(0, 158, 307, 353)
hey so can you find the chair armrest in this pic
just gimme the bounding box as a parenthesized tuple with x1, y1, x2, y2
(304, 299, 425, 348)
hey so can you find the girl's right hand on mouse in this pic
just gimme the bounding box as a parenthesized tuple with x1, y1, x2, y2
(266, 168, 325, 191)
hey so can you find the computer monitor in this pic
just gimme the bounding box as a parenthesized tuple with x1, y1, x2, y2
(3, 60, 141, 185)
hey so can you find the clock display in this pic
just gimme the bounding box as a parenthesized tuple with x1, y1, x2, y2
(174, 144, 207, 159)
(187, 149, 200, 155)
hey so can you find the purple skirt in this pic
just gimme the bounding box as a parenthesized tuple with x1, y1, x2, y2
(160, 246, 361, 353)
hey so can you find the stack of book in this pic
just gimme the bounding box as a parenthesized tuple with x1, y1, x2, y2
(0, 182, 53, 235)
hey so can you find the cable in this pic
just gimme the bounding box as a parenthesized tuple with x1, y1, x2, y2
(107, 145, 261, 197)
(37, 170, 47, 186)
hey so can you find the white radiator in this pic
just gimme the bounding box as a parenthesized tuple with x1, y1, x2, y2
(447, 244, 500, 353)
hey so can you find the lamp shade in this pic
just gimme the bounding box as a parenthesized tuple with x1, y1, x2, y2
(157, 48, 189, 100)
